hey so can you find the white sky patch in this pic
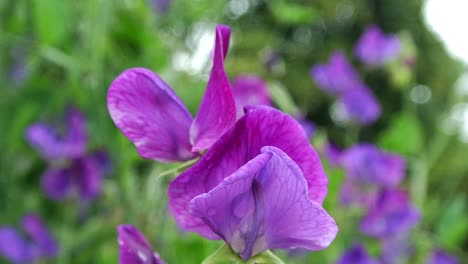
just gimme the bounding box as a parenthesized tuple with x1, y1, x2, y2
(424, 0, 468, 64)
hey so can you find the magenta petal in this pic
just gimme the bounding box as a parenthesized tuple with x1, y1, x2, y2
(169, 106, 328, 239)
(189, 147, 337, 261)
(107, 68, 197, 162)
(190, 25, 236, 151)
(21, 214, 58, 257)
(41, 167, 72, 200)
(117, 225, 164, 264)
(232, 75, 271, 119)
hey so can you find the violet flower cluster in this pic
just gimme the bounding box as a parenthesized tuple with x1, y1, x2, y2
(310, 25, 401, 125)
(108, 24, 338, 263)
(26, 107, 109, 201)
(0, 214, 58, 263)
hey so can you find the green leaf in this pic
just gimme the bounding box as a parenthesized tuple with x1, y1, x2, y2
(269, 1, 318, 25)
(378, 112, 423, 155)
(32, 0, 72, 46)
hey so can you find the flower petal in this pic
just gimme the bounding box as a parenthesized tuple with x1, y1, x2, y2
(63, 107, 87, 157)
(107, 67, 197, 162)
(310, 51, 361, 95)
(169, 106, 328, 239)
(337, 244, 378, 264)
(232, 75, 271, 119)
(336, 87, 381, 125)
(188, 147, 337, 261)
(354, 25, 401, 66)
(41, 167, 73, 200)
(190, 25, 236, 151)
(25, 124, 64, 160)
(0, 227, 37, 263)
(73, 157, 103, 200)
(21, 214, 58, 258)
(117, 225, 164, 264)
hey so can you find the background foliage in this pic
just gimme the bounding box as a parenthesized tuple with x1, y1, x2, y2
(0, 0, 467, 263)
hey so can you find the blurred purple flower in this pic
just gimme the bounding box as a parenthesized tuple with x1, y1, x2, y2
(297, 118, 316, 138)
(336, 244, 378, 264)
(150, 0, 171, 14)
(117, 225, 164, 264)
(107, 25, 236, 162)
(232, 75, 272, 119)
(380, 234, 414, 264)
(0, 214, 58, 263)
(169, 106, 337, 261)
(360, 189, 420, 238)
(324, 143, 342, 167)
(354, 25, 401, 66)
(310, 51, 361, 95)
(340, 144, 406, 187)
(10, 46, 28, 85)
(335, 87, 381, 125)
(427, 249, 458, 264)
(26, 108, 109, 201)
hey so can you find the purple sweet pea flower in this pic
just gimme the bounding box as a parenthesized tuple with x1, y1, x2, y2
(360, 189, 420, 238)
(310, 51, 361, 95)
(107, 25, 236, 162)
(117, 225, 164, 264)
(380, 234, 414, 264)
(232, 75, 271, 119)
(427, 249, 458, 264)
(324, 143, 343, 167)
(335, 87, 381, 125)
(340, 144, 406, 187)
(336, 244, 378, 264)
(354, 25, 401, 66)
(150, 0, 171, 14)
(26, 108, 108, 201)
(169, 106, 337, 261)
(26, 108, 87, 160)
(0, 215, 58, 263)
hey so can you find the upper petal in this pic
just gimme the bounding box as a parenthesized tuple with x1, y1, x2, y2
(63, 107, 87, 158)
(169, 106, 328, 239)
(107, 68, 197, 162)
(117, 225, 164, 264)
(190, 25, 236, 151)
(25, 124, 64, 160)
(336, 87, 381, 125)
(232, 75, 271, 119)
(188, 147, 337, 261)
(21, 214, 58, 258)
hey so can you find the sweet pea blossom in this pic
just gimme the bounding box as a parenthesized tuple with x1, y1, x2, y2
(340, 144, 406, 187)
(427, 249, 458, 264)
(310, 51, 361, 95)
(336, 244, 378, 264)
(0, 214, 58, 263)
(335, 87, 381, 125)
(360, 189, 420, 238)
(26, 108, 108, 201)
(117, 225, 164, 264)
(169, 106, 337, 261)
(107, 25, 235, 162)
(354, 25, 401, 66)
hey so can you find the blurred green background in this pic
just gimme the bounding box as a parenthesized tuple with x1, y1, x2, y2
(0, 0, 467, 263)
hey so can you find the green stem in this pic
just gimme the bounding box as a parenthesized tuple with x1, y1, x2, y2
(157, 158, 199, 179)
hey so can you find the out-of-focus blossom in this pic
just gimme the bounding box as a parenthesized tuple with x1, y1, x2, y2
(336, 244, 378, 264)
(107, 25, 236, 162)
(10, 46, 28, 85)
(232, 75, 271, 119)
(335, 88, 381, 125)
(340, 144, 406, 187)
(324, 143, 342, 167)
(117, 225, 165, 264)
(310, 51, 361, 95)
(427, 249, 458, 264)
(26, 108, 109, 201)
(360, 189, 420, 238)
(354, 25, 401, 66)
(169, 106, 337, 262)
(297, 118, 316, 138)
(150, 0, 171, 14)
(380, 234, 414, 264)
(0, 214, 58, 263)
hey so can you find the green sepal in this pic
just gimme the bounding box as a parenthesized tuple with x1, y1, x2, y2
(201, 244, 285, 264)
